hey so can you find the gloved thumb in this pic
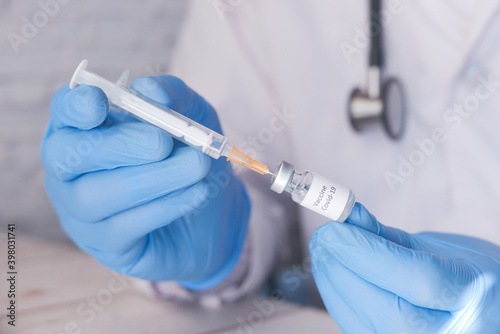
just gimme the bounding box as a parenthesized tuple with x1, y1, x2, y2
(130, 75, 222, 133)
(46, 84, 108, 137)
(345, 202, 415, 249)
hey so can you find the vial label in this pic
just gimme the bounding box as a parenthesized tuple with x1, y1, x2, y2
(299, 174, 350, 221)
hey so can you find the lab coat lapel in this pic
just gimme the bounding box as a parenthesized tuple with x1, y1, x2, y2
(448, 3, 500, 75)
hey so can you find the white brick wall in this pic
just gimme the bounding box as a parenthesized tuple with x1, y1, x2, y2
(0, 0, 189, 238)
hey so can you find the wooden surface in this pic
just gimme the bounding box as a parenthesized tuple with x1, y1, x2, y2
(0, 233, 342, 334)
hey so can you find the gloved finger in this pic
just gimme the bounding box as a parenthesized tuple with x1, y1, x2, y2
(49, 85, 108, 132)
(53, 181, 210, 258)
(310, 242, 453, 333)
(313, 222, 478, 311)
(45, 146, 211, 223)
(130, 75, 222, 133)
(345, 202, 415, 249)
(42, 122, 173, 181)
(310, 246, 373, 333)
(100, 180, 222, 280)
(104, 108, 140, 125)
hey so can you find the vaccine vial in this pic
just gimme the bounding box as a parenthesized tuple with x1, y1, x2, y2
(269, 161, 356, 222)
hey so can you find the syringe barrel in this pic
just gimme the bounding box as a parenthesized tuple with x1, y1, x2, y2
(114, 89, 229, 159)
(69, 60, 228, 159)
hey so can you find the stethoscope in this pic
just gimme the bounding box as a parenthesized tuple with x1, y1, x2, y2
(348, 0, 406, 140)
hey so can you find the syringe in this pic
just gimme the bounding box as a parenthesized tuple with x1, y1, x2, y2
(70, 60, 269, 175)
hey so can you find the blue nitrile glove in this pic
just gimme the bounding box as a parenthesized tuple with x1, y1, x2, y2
(309, 203, 500, 333)
(41, 75, 250, 290)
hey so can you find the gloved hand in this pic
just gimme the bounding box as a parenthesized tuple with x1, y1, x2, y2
(309, 203, 500, 333)
(42, 75, 250, 290)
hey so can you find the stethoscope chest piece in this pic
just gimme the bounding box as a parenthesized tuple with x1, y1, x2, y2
(348, 76, 405, 140)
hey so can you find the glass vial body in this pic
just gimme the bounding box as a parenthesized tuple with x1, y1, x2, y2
(270, 161, 356, 223)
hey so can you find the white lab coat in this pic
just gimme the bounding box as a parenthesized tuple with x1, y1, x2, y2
(157, 0, 500, 304)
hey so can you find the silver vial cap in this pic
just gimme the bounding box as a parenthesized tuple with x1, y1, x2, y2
(269, 161, 294, 194)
